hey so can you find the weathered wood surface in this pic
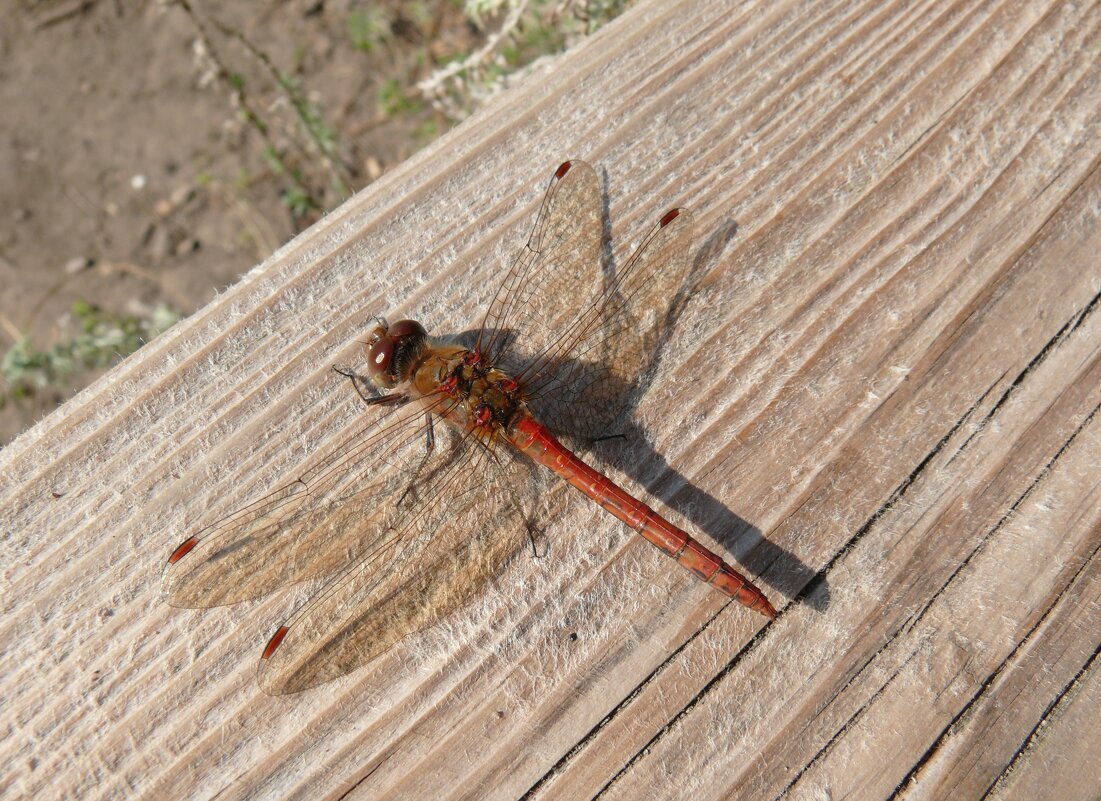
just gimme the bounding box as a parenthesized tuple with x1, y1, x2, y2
(3, 0, 1101, 798)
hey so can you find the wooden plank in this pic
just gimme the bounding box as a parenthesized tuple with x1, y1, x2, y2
(2, 0, 1100, 799)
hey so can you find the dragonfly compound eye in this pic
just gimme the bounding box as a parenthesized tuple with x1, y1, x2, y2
(388, 319, 427, 339)
(368, 319, 427, 387)
(367, 335, 396, 385)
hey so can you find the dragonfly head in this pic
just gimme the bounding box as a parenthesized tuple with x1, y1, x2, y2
(366, 318, 428, 388)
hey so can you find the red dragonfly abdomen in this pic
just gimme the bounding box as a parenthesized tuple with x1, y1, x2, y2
(509, 416, 777, 619)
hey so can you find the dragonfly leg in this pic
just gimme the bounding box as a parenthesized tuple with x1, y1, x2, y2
(334, 365, 410, 407)
(504, 485, 546, 558)
(471, 432, 544, 556)
(589, 432, 626, 444)
(333, 365, 374, 403)
(396, 413, 436, 508)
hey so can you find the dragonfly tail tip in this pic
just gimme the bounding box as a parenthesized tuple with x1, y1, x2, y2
(759, 597, 778, 620)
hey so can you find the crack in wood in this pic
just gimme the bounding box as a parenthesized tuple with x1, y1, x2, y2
(572, 338, 1100, 799)
(943, 369, 1009, 468)
(574, 395, 991, 799)
(772, 402, 1100, 797)
(887, 92, 969, 170)
(519, 601, 731, 800)
(949, 285, 1101, 462)
(775, 648, 926, 800)
(884, 406, 1101, 799)
(983, 636, 1101, 798)
(586, 610, 780, 800)
(926, 397, 1101, 619)
(338, 753, 391, 801)
(885, 538, 1101, 801)
(552, 354, 1022, 797)
(791, 392, 980, 611)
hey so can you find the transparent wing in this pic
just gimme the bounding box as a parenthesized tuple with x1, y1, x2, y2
(164, 392, 460, 607)
(520, 206, 696, 439)
(257, 435, 533, 695)
(166, 160, 697, 694)
(477, 160, 603, 370)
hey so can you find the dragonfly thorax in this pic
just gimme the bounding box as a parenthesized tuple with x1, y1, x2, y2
(411, 346, 527, 434)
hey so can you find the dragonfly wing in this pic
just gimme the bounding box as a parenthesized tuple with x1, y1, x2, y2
(477, 160, 604, 369)
(525, 207, 697, 438)
(256, 437, 530, 695)
(164, 393, 457, 607)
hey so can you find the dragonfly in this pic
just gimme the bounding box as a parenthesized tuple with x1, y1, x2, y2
(165, 160, 776, 695)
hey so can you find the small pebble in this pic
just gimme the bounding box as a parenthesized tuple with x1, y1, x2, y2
(148, 226, 169, 261)
(174, 237, 199, 256)
(64, 256, 93, 275)
(365, 156, 382, 180)
(170, 185, 193, 205)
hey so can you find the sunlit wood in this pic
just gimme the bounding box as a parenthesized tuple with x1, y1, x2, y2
(3, 0, 1099, 798)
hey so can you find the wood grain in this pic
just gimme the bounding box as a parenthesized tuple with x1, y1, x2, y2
(3, 0, 1100, 798)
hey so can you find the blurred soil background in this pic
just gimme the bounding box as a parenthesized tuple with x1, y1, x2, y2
(0, 0, 627, 444)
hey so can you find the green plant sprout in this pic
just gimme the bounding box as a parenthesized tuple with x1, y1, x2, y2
(1, 302, 181, 408)
(348, 7, 390, 53)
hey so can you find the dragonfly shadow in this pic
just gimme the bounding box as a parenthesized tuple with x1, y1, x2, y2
(436, 217, 827, 614)
(561, 216, 826, 613)
(590, 423, 827, 613)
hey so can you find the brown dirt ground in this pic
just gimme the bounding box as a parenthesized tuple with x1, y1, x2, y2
(0, 0, 484, 443)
